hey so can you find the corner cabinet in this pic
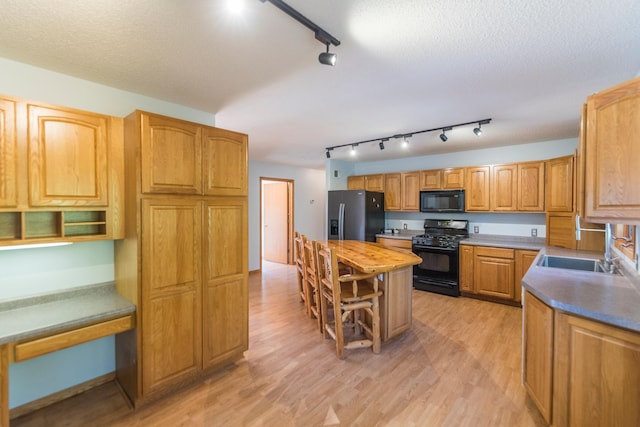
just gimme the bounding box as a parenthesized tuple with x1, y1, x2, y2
(115, 111, 248, 405)
(583, 76, 640, 222)
(0, 95, 124, 245)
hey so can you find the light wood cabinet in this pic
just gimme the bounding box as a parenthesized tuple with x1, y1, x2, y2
(28, 104, 110, 207)
(518, 161, 545, 211)
(0, 98, 17, 208)
(459, 244, 475, 292)
(203, 198, 248, 368)
(365, 174, 385, 192)
(401, 172, 420, 211)
(523, 291, 553, 424)
(347, 175, 365, 190)
(376, 237, 412, 251)
(553, 312, 640, 426)
(474, 246, 515, 300)
(378, 267, 413, 340)
(583, 77, 640, 222)
(545, 155, 574, 212)
(465, 166, 490, 211)
(546, 213, 605, 251)
(115, 111, 248, 405)
(0, 95, 124, 246)
(420, 168, 464, 190)
(384, 173, 401, 211)
(514, 250, 538, 303)
(491, 164, 517, 211)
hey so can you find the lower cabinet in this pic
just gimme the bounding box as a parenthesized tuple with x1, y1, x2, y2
(524, 292, 640, 426)
(459, 244, 538, 305)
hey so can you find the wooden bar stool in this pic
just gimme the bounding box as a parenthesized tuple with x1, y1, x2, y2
(316, 243, 382, 358)
(304, 239, 323, 332)
(293, 232, 310, 315)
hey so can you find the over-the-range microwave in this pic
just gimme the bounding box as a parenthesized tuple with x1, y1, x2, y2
(419, 189, 465, 213)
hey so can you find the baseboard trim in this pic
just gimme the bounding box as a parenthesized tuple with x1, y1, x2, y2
(10, 372, 115, 420)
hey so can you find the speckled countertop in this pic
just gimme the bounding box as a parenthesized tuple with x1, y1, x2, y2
(0, 282, 136, 345)
(522, 247, 640, 333)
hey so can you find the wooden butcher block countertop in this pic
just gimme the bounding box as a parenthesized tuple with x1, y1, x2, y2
(324, 240, 421, 274)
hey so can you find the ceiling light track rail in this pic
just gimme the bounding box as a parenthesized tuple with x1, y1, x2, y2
(324, 118, 492, 158)
(259, 0, 341, 47)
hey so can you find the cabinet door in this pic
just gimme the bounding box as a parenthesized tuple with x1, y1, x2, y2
(203, 127, 247, 196)
(442, 168, 465, 189)
(347, 175, 365, 190)
(364, 174, 385, 192)
(545, 156, 574, 212)
(28, 104, 109, 206)
(491, 164, 517, 211)
(141, 199, 202, 395)
(515, 250, 538, 303)
(384, 173, 401, 211)
(420, 169, 441, 190)
(518, 161, 545, 211)
(401, 172, 420, 211)
(523, 291, 553, 424)
(0, 98, 17, 208)
(465, 166, 490, 211)
(584, 77, 640, 221)
(203, 198, 248, 369)
(140, 113, 202, 195)
(554, 313, 640, 426)
(474, 247, 515, 299)
(459, 244, 475, 292)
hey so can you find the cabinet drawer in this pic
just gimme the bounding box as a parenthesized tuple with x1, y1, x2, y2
(13, 315, 135, 362)
(475, 246, 514, 259)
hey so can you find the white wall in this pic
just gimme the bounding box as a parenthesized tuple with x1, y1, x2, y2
(0, 57, 217, 408)
(249, 161, 326, 271)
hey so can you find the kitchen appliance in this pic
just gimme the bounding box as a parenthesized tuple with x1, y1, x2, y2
(412, 219, 469, 296)
(328, 190, 384, 242)
(419, 189, 465, 213)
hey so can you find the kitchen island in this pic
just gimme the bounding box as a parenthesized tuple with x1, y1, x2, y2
(324, 240, 421, 341)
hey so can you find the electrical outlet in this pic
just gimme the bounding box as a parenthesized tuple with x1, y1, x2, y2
(403, 223, 407, 230)
(531, 228, 538, 237)
(473, 226, 479, 234)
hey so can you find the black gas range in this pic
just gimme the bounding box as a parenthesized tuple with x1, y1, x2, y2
(412, 219, 469, 296)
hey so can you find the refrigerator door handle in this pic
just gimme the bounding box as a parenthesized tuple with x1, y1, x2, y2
(338, 203, 345, 240)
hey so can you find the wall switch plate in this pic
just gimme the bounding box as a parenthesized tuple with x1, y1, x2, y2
(474, 226, 479, 234)
(531, 228, 538, 237)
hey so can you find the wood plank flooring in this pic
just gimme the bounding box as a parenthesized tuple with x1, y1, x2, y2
(13, 261, 547, 426)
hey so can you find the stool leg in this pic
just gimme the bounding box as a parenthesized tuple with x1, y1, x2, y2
(371, 296, 381, 354)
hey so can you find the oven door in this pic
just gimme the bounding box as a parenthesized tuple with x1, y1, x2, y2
(412, 244, 460, 296)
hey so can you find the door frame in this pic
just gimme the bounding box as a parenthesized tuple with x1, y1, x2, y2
(260, 177, 294, 270)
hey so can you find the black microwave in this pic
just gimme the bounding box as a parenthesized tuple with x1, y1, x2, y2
(419, 190, 465, 213)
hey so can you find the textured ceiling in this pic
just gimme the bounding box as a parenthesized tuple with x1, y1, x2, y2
(0, 0, 638, 169)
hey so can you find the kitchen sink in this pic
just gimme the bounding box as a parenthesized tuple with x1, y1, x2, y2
(538, 255, 620, 274)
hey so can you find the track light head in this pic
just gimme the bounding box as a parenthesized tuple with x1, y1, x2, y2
(473, 123, 483, 136)
(402, 135, 410, 148)
(326, 149, 331, 159)
(319, 44, 337, 66)
(379, 141, 385, 150)
(440, 131, 448, 142)
(350, 144, 357, 156)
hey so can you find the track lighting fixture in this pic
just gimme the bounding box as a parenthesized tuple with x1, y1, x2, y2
(259, 0, 341, 65)
(326, 149, 331, 159)
(319, 43, 337, 66)
(324, 118, 491, 158)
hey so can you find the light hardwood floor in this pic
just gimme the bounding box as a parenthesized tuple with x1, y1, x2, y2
(13, 261, 546, 426)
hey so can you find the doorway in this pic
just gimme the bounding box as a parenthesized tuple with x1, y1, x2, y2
(260, 178, 294, 269)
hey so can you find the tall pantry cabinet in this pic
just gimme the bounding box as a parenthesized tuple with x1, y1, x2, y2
(115, 111, 248, 405)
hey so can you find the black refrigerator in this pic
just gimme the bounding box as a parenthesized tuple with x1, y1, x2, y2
(328, 190, 385, 242)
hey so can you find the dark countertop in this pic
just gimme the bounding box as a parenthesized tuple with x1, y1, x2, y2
(522, 247, 640, 333)
(0, 282, 136, 345)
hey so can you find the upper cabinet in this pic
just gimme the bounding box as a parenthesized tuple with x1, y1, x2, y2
(420, 168, 464, 190)
(545, 155, 574, 212)
(401, 172, 420, 211)
(384, 173, 401, 210)
(583, 77, 640, 223)
(491, 164, 517, 211)
(0, 95, 124, 245)
(138, 112, 247, 197)
(465, 166, 491, 211)
(347, 175, 364, 190)
(0, 98, 17, 208)
(347, 174, 385, 192)
(517, 161, 545, 211)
